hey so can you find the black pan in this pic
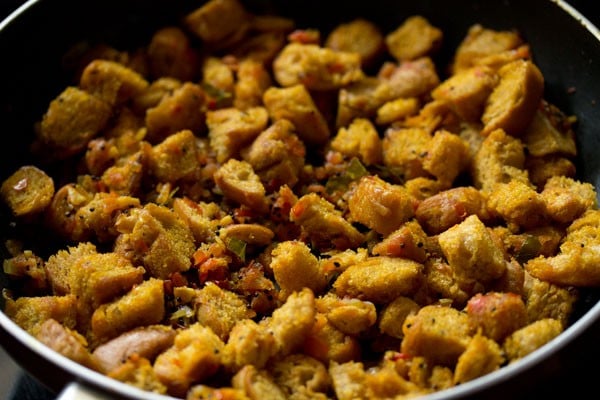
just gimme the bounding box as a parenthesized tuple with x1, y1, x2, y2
(1, 0, 600, 399)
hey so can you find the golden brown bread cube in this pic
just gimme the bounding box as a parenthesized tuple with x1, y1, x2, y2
(183, 0, 249, 46)
(333, 256, 423, 304)
(302, 313, 361, 364)
(67, 251, 146, 312)
(523, 272, 578, 327)
(269, 354, 331, 398)
(540, 175, 597, 224)
(487, 180, 547, 230)
(401, 305, 473, 366)
(187, 385, 249, 400)
(43, 242, 96, 295)
(336, 77, 383, 128)
(471, 128, 528, 192)
(522, 104, 577, 158)
(108, 355, 167, 394)
(79, 59, 149, 106)
(366, 361, 422, 398)
(415, 186, 491, 235)
(329, 361, 368, 400)
(91, 278, 165, 344)
(375, 97, 420, 126)
(488, 257, 528, 294)
(240, 119, 306, 189)
(207, 106, 269, 163)
(453, 333, 504, 384)
(147, 26, 200, 81)
(263, 84, 330, 146)
(154, 323, 225, 397)
(315, 293, 377, 336)
(319, 248, 369, 283)
(503, 318, 562, 362)
(101, 151, 146, 196)
(84, 134, 127, 177)
(248, 14, 294, 33)
(270, 240, 327, 300)
(371, 220, 428, 263)
(223, 318, 277, 371)
(229, 29, 288, 65)
(195, 282, 255, 342)
(385, 15, 443, 61)
(466, 292, 528, 342)
(1, 165, 54, 217)
(403, 177, 444, 201)
(2, 248, 47, 292)
(44, 183, 93, 241)
(273, 43, 364, 91)
(232, 365, 287, 400)
(382, 127, 431, 180)
(473, 44, 532, 71)
(457, 122, 484, 158)
(172, 198, 220, 245)
(452, 24, 524, 73)
(347, 175, 417, 236)
(525, 209, 600, 286)
(202, 56, 235, 97)
(526, 155, 576, 190)
(423, 259, 473, 306)
(325, 18, 385, 68)
(213, 158, 268, 213)
(38, 86, 112, 158)
(113, 96, 152, 135)
(431, 66, 498, 121)
(234, 59, 272, 110)
(481, 59, 544, 137)
(114, 203, 195, 279)
(403, 99, 456, 135)
(74, 192, 141, 242)
(422, 129, 470, 186)
(45, 243, 145, 316)
(4, 294, 78, 334)
(424, 365, 455, 393)
(500, 225, 564, 261)
(377, 57, 440, 101)
(330, 118, 382, 166)
(145, 82, 206, 144)
(148, 129, 200, 182)
(264, 288, 316, 357)
(438, 215, 506, 284)
(378, 296, 420, 339)
(132, 77, 182, 113)
(290, 192, 365, 250)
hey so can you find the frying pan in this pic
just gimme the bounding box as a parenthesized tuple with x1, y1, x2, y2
(1, 0, 600, 399)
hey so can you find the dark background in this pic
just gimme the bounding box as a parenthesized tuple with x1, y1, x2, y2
(0, 0, 599, 399)
(0, 1, 581, 26)
(566, 1, 600, 23)
(0, 0, 23, 18)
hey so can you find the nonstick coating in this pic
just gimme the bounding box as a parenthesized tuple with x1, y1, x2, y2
(1, 0, 600, 399)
